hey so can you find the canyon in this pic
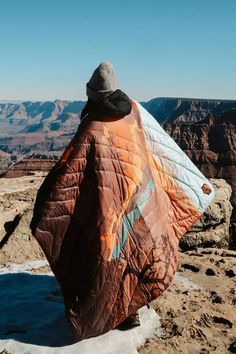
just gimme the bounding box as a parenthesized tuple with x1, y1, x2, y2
(0, 97, 235, 245)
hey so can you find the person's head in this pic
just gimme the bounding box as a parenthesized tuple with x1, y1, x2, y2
(81, 60, 131, 120)
(86, 61, 118, 101)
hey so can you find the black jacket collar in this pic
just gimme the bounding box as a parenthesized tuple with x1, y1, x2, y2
(81, 89, 132, 120)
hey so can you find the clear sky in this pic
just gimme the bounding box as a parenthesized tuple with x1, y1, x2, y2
(0, 0, 236, 102)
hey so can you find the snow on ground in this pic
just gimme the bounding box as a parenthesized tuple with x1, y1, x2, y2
(0, 260, 50, 275)
(175, 271, 201, 290)
(0, 261, 162, 354)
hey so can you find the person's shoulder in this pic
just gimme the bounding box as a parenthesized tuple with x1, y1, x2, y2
(75, 115, 95, 142)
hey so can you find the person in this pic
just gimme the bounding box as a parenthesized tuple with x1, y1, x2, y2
(82, 61, 141, 329)
(30, 61, 214, 342)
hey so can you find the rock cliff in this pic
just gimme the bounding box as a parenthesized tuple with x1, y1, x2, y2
(0, 98, 235, 156)
(164, 109, 236, 247)
(142, 97, 236, 123)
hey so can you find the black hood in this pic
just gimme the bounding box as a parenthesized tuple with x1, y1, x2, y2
(81, 89, 132, 120)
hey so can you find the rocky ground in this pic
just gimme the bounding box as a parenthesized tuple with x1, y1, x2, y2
(139, 248, 236, 354)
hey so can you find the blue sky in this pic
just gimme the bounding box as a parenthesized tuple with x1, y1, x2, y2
(0, 0, 235, 101)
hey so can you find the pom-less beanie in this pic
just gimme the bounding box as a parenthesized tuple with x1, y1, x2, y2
(86, 61, 118, 101)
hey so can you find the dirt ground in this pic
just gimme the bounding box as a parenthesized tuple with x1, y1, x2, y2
(139, 248, 236, 354)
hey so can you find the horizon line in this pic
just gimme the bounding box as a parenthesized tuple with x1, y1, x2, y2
(1, 95, 236, 104)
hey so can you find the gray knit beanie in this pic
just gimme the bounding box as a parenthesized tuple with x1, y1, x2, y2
(86, 61, 118, 101)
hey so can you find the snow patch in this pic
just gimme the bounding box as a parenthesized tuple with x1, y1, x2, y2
(0, 260, 49, 274)
(175, 272, 201, 290)
(0, 262, 162, 354)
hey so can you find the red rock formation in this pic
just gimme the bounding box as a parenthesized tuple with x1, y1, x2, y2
(163, 110, 236, 246)
(1, 158, 57, 178)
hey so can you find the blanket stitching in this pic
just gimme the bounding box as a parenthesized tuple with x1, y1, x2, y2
(150, 157, 201, 208)
(94, 156, 142, 172)
(145, 135, 205, 180)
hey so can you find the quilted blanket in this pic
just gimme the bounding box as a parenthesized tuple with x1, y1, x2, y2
(30, 100, 215, 341)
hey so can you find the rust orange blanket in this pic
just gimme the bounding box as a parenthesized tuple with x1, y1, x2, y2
(31, 100, 214, 341)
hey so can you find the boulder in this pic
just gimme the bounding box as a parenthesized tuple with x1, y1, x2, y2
(0, 174, 46, 266)
(180, 179, 233, 250)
